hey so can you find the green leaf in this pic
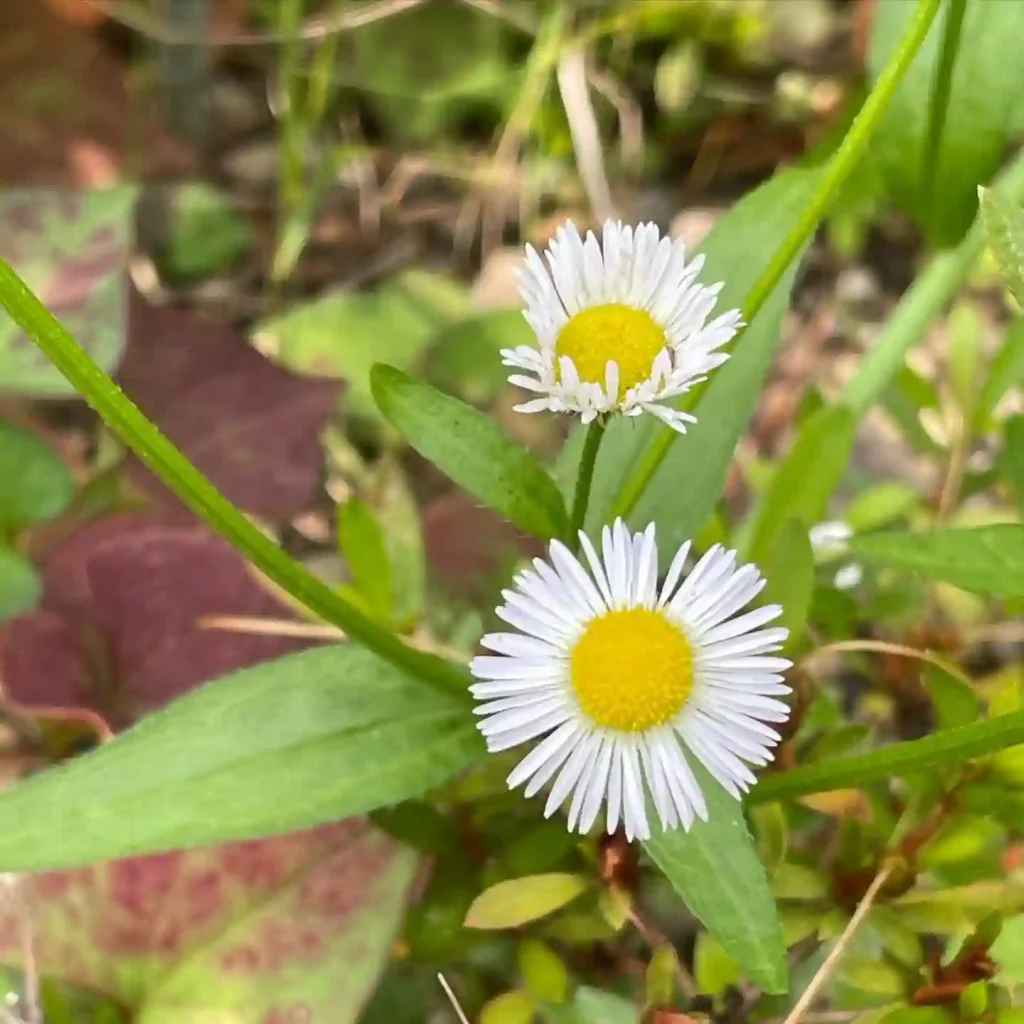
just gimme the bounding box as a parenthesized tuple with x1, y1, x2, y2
(163, 183, 253, 280)
(520, 939, 570, 1004)
(0, 645, 483, 870)
(773, 863, 828, 900)
(338, 497, 394, 622)
(566, 167, 819, 560)
(746, 405, 857, 565)
(1001, 414, 1024, 514)
(0, 547, 40, 622)
(946, 301, 983, 415)
(0, 187, 135, 395)
(570, 987, 635, 1024)
(644, 765, 788, 993)
(840, 151, 1024, 418)
(975, 319, 1024, 433)
(980, 186, 1024, 309)
(761, 517, 814, 654)
(927, 662, 980, 731)
(849, 525, 1024, 598)
(752, 709, 1024, 805)
(993, 915, 1024, 985)
(846, 482, 921, 532)
(482, 991, 535, 1024)
(0, 823, 416, 1024)
(694, 932, 742, 996)
(868, 0, 1024, 245)
(368, 455, 426, 628)
(371, 365, 569, 540)
(920, 814, 1003, 869)
(464, 874, 589, 930)
(348, 0, 505, 142)
(255, 270, 468, 418)
(0, 419, 74, 531)
(425, 308, 532, 405)
(876, 1006, 954, 1024)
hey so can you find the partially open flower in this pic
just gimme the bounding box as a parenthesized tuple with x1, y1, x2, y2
(470, 520, 791, 842)
(505, 220, 742, 433)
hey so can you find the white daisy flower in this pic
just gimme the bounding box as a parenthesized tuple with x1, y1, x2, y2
(470, 519, 792, 842)
(505, 220, 743, 433)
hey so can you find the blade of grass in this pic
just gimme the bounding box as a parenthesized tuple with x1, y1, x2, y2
(612, 0, 943, 520)
(751, 709, 1024, 804)
(921, 0, 968, 218)
(841, 144, 1024, 415)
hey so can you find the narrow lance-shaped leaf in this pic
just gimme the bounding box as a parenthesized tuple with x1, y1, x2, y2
(761, 517, 815, 654)
(753, 708, 1024, 805)
(848, 524, 1024, 599)
(644, 765, 788, 993)
(979, 186, 1024, 309)
(745, 405, 858, 566)
(1001, 415, 1024, 514)
(338, 496, 394, 623)
(0, 645, 484, 871)
(371, 364, 569, 541)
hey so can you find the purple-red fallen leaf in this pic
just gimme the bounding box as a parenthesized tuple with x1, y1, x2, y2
(0, 820, 418, 1022)
(0, 610, 112, 739)
(0, 512, 315, 730)
(117, 294, 340, 521)
(424, 489, 543, 597)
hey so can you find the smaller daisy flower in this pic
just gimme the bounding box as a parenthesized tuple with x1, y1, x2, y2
(470, 520, 791, 842)
(505, 220, 743, 433)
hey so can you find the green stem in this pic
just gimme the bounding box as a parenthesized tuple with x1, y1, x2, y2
(751, 709, 1024, 805)
(841, 144, 1024, 415)
(569, 419, 606, 551)
(0, 258, 472, 700)
(612, 0, 943, 520)
(922, 0, 967, 218)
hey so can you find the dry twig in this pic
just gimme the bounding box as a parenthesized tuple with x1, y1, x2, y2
(557, 45, 614, 222)
(437, 973, 472, 1024)
(781, 865, 893, 1024)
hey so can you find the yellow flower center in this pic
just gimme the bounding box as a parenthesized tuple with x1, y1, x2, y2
(555, 303, 667, 401)
(570, 607, 693, 732)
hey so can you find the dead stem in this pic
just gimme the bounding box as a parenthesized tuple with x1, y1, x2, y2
(801, 639, 973, 690)
(781, 865, 894, 1024)
(437, 973, 472, 1024)
(557, 46, 614, 222)
(626, 905, 698, 1000)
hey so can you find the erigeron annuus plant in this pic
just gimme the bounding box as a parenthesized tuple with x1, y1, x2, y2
(5, 0, 1024, 1014)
